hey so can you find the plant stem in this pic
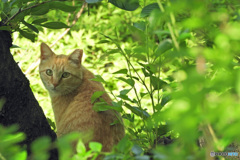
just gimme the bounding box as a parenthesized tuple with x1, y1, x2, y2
(0, 153, 6, 160)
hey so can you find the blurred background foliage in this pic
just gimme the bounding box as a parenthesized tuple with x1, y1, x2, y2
(1, 0, 240, 159)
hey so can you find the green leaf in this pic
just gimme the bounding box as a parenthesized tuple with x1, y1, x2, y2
(150, 76, 167, 90)
(127, 128, 136, 136)
(93, 102, 123, 112)
(30, 3, 49, 15)
(19, 29, 36, 42)
(116, 136, 132, 153)
(47, 117, 56, 131)
(160, 95, 171, 107)
(109, 0, 139, 11)
(22, 21, 39, 33)
(133, 21, 146, 31)
(140, 92, 148, 98)
(141, 3, 160, 17)
(117, 77, 135, 87)
(89, 142, 102, 152)
(157, 125, 168, 136)
(32, 18, 48, 24)
(2, 132, 25, 145)
(110, 120, 120, 125)
(113, 69, 128, 74)
(117, 94, 133, 102)
(98, 40, 110, 44)
(120, 88, 132, 95)
(154, 39, 173, 57)
(31, 136, 51, 153)
(122, 114, 134, 122)
(91, 91, 105, 104)
(10, 8, 19, 17)
(132, 144, 143, 156)
(135, 155, 150, 160)
(11, 150, 27, 160)
(0, 26, 11, 31)
(49, 1, 77, 12)
(91, 75, 106, 83)
(40, 22, 69, 29)
(86, 0, 102, 3)
(178, 32, 192, 42)
(124, 103, 150, 119)
(76, 140, 86, 154)
(10, 44, 20, 49)
(107, 49, 120, 54)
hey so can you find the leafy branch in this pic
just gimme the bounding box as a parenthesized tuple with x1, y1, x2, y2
(3, 0, 53, 25)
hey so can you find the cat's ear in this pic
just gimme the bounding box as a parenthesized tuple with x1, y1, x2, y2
(68, 49, 83, 66)
(40, 43, 54, 60)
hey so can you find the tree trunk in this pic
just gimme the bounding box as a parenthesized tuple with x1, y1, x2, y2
(0, 30, 58, 159)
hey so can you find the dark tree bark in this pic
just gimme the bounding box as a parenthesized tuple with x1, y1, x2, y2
(0, 30, 58, 159)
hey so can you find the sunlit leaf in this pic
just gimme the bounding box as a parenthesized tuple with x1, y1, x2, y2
(76, 140, 86, 154)
(93, 102, 123, 112)
(89, 142, 102, 152)
(11, 150, 27, 160)
(91, 75, 106, 83)
(120, 88, 132, 95)
(113, 69, 128, 74)
(140, 92, 148, 98)
(91, 91, 105, 104)
(117, 77, 135, 87)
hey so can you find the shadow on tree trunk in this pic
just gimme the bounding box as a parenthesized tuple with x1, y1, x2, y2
(0, 30, 58, 160)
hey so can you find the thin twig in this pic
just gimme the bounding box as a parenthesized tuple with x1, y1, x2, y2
(24, 2, 87, 75)
(50, 2, 87, 46)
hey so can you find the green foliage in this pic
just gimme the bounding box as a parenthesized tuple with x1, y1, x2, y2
(0, 0, 77, 41)
(109, 0, 139, 11)
(2, 0, 240, 159)
(0, 125, 27, 160)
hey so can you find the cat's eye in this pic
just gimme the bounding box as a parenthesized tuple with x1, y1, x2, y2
(62, 72, 70, 78)
(46, 69, 53, 76)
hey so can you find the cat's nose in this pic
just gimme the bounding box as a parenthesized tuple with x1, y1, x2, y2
(53, 83, 59, 88)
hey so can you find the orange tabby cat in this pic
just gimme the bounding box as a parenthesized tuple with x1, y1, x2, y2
(39, 43, 125, 152)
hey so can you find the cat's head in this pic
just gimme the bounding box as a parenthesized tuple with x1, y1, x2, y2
(39, 43, 83, 96)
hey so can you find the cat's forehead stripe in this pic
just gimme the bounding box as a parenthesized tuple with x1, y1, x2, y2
(54, 55, 68, 67)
